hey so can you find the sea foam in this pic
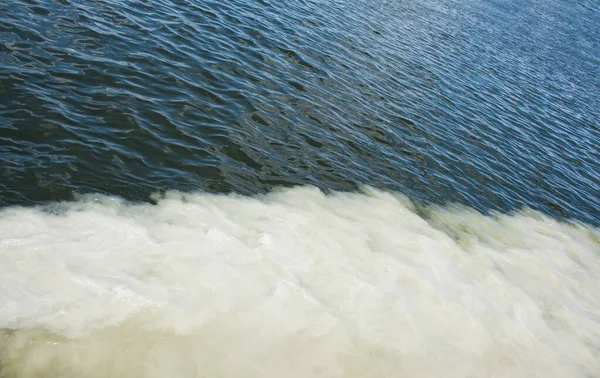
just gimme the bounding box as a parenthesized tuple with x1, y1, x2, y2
(0, 187, 598, 377)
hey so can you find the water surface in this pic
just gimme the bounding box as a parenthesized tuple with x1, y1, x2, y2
(1, 0, 598, 224)
(1, 0, 600, 377)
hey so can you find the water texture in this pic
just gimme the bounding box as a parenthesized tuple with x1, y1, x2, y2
(0, 188, 599, 377)
(1, 0, 598, 224)
(1, 0, 600, 377)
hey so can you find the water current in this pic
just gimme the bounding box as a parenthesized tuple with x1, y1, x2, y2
(1, 0, 599, 376)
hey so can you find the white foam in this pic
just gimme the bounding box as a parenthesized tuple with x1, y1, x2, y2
(0, 187, 598, 377)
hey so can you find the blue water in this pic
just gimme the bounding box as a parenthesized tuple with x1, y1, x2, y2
(1, 0, 599, 223)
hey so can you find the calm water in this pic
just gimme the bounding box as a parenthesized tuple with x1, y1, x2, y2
(1, 1, 600, 377)
(1, 0, 599, 224)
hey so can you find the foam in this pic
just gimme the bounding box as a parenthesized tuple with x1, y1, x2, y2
(0, 187, 598, 377)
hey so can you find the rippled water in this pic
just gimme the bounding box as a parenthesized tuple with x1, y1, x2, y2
(1, 0, 600, 377)
(1, 0, 599, 224)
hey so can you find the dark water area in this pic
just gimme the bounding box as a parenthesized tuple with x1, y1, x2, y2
(1, 0, 599, 225)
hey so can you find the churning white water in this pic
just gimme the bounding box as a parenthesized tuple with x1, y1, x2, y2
(0, 187, 599, 377)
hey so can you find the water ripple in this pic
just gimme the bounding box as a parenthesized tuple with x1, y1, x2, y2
(0, 0, 599, 224)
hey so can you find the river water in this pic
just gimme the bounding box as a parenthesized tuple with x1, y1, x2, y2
(0, 0, 599, 376)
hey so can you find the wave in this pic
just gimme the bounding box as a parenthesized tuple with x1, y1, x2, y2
(0, 187, 599, 377)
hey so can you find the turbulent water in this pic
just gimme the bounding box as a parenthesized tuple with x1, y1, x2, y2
(1, 0, 600, 376)
(1, 188, 599, 377)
